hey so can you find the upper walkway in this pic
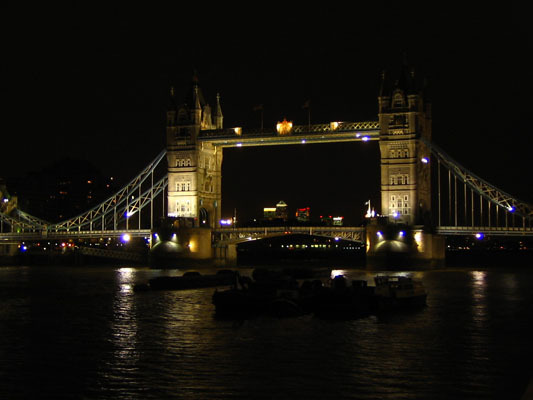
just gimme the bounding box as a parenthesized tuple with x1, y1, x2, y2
(198, 121, 380, 147)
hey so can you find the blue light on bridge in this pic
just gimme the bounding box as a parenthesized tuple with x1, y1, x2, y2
(508, 206, 516, 212)
(421, 157, 429, 164)
(362, 136, 370, 142)
(121, 233, 131, 243)
(399, 231, 405, 238)
(475, 232, 484, 240)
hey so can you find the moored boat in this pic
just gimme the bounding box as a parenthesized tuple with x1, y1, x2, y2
(134, 270, 237, 292)
(373, 275, 427, 311)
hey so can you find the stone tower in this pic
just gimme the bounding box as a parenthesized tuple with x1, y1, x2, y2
(166, 76, 223, 227)
(378, 63, 432, 225)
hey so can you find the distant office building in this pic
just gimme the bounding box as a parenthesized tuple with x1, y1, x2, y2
(296, 207, 310, 222)
(333, 216, 344, 226)
(263, 207, 276, 220)
(276, 200, 288, 221)
(320, 215, 344, 226)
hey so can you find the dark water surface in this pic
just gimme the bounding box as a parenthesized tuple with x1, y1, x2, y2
(1, 264, 532, 399)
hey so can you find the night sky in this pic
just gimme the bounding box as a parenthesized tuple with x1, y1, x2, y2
(1, 5, 531, 224)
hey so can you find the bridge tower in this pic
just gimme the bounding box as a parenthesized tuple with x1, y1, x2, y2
(378, 64, 432, 226)
(166, 77, 223, 228)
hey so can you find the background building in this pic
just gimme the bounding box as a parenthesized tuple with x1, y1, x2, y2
(296, 207, 310, 223)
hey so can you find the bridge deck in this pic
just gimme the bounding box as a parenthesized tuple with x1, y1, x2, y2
(436, 226, 533, 236)
(0, 229, 152, 241)
(213, 226, 365, 244)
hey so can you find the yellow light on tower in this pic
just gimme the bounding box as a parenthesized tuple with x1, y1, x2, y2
(234, 127, 242, 135)
(330, 121, 340, 130)
(276, 118, 293, 135)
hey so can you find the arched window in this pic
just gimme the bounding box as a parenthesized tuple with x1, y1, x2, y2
(393, 91, 405, 108)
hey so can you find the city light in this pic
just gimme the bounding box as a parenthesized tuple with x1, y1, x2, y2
(220, 219, 233, 226)
(475, 232, 484, 240)
(421, 157, 429, 164)
(121, 233, 131, 243)
(399, 231, 405, 237)
(377, 231, 383, 238)
(362, 136, 370, 141)
(301, 139, 306, 144)
(236, 143, 242, 147)
(508, 206, 515, 212)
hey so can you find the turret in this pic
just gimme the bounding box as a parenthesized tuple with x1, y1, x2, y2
(214, 93, 223, 129)
(192, 84, 202, 126)
(167, 86, 178, 127)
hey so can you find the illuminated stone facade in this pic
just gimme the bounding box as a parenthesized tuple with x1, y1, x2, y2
(378, 67, 431, 225)
(166, 82, 223, 227)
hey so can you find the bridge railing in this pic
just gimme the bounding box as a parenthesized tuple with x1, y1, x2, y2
(436, 226, 533, 236)
(199, 121, 380, 140)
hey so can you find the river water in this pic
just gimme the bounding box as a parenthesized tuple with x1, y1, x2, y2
(1, 263, 532, 399)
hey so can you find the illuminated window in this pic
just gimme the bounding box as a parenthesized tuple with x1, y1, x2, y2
(176, 159, 191, 167)
(176, 182, 191, 191)
(390, 149, 396, 158)
(176, 200, 191, 216)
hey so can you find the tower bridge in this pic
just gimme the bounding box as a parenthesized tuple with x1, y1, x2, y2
(2, 65, 533, 266)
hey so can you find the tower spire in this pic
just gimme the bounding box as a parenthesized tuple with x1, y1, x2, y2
(214, 92, 223, 129)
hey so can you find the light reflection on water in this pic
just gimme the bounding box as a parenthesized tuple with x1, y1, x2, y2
(0, 265, 532, 399)
(108, 267, 140, 386)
